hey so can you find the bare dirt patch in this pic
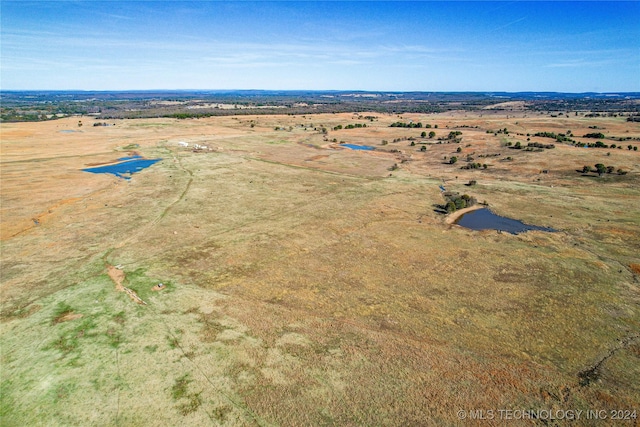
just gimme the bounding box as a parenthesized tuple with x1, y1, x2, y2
(106, 265, 125, 291)
(53, 312, 84, 323)
(106, 264, 146, 304)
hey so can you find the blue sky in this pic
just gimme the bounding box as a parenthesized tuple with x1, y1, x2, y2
(1, 1, 639, 91)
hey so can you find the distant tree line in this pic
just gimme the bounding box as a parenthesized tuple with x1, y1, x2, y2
(533, 131, 575, 143)
(390, 121, 423, 128)
(583, 132, 606, 139)
(333, 123, 367, 130)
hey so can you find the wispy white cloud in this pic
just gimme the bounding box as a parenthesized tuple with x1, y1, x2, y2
(488, 17, 527, 33)
(545, 59, 616, 68)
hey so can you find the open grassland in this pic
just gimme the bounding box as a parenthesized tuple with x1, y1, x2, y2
(1, 112, 639, 426)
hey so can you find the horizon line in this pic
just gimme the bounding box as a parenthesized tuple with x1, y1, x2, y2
(3, 89, 640, 95)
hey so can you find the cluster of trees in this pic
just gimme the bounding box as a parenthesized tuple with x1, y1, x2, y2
(447, 131, 462, 139)
(442, 193, 478, 213)
(389, 122, 438, 129)
(333, 123, 367, 130)
(581, 164, 628, 176)
(583, 132, 606, 139)
(420, 131, 437, 138)
(527, 142, 556, 149)
(487, 128, 509, 135)
(390, 121, 424, 128)
(438, 131, 462, 143)
(506, 141, 554, 150)
(460, 162, 488, 170)
(506, 141, 521, 149)
(571, 140, 636, 150)
(533, 131, 575, 143)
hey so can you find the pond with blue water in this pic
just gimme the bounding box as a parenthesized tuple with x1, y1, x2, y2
(455, 208, 556, 235)
(82, 157, 161, 179)
(340, 144, 375, 151)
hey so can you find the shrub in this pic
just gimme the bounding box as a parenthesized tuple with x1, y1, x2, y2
(584, 132, 605, 138)
(454, 198, 467, 210)
(445, 201, 456, 213)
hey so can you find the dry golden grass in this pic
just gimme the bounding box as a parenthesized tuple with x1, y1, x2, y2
(1, 112, 639, 425)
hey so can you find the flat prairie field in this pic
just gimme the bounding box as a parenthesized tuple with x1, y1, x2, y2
(1, 112, 639, 426)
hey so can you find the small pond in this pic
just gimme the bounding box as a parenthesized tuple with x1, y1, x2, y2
(82, 158, 161, 179)
(455, 208, 556, 234)
(341, 144, 375, 151)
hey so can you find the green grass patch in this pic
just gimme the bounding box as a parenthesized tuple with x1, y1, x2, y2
(171, 374, 191, 400)
(144, 344, 158, 353)
(124, 267, 174, 302)
(51, 302, 74, 324)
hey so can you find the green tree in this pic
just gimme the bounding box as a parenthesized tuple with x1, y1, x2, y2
(595, 163, 606, 176)
(445, 201, 456, 213)
(420, 145, 426, 152)
(582, 165, 591, 173)
(454, 198, 467, 209)
(456, 147, 462, 153)
(428, 131, 436, 138)
(421, 131, 427, 138)
(449, 156, 458, 164)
